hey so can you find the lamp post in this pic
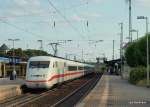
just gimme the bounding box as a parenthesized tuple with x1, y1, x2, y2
(113, 40, 115, 60)
(127, 0, 132, 42)
(137, 16, 149, 88)
(131, 29, 139, 40)
(119, 23, 123, 79)
(8, 39, 20, 79)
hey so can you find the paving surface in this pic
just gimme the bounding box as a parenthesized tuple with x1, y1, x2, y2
(0, 78, 24, 86)
(0, 78, 25, 101)
(76, 73, 150, 107)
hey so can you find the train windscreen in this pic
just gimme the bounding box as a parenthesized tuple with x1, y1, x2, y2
(29, 61, 50, 68)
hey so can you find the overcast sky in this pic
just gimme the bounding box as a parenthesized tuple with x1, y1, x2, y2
(0, 0, 150, 61)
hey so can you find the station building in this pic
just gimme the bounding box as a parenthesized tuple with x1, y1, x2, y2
(0, 56, 27, 78)
(0, 57, 7, 77)
(0, 43, 28, 78)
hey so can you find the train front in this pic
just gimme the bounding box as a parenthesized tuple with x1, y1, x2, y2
(25, 56, 51, 89)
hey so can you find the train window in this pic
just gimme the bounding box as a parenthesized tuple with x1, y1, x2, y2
(84, 66, 90, 70)
(78, 66, 84, 70)
(68, 66, 77, 71)
(29, 61, 50, 68)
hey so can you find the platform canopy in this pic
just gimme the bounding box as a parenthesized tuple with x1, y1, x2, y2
(0, 57, 9, 63)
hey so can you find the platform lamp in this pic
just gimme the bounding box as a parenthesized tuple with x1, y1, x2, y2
(8, 39, 20, 78)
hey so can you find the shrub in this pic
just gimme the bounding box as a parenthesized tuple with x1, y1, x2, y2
(129, 66, 147, 84)
(125, 34, 150, 67)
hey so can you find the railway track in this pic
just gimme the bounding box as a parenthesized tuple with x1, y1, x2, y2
(0, 72, 102, 107)
(52, 72, 102, 107)
(0, 89, 53, 107)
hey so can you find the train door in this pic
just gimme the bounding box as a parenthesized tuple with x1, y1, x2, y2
(57, 62, 64, 83)
(64, 62, 67, 81)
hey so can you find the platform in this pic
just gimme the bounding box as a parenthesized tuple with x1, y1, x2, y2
(0, 78, 25, 101)
(76, 73, 150, 107)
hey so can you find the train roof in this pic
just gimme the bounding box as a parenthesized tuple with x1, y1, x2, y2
(28, 56, 94, 66)
(29, 56, 51, 61)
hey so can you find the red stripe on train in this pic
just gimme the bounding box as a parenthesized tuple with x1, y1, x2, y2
(26, 72, 82, 83)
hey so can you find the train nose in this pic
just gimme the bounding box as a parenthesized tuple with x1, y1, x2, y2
(26, 81, 48, 88)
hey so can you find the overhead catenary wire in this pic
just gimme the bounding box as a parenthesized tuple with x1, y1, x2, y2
(0, 0, 55, 40)
(57, 2, 89, 12)
(0, 1, 88, 22)
(0, 19, 48, 39)
(47, 0, 85, 39)
(71, 5, 89, 39)
(11, 0, 56, 18)
(65, 0, 90, 40)
(0, 12, 55, 19)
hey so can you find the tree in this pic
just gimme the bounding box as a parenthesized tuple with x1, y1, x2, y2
(125, 0, 132, 42)
(125, 42, 137, 67)
(125, 34, 150, 67)
(23, 49, 50, 57)
(6, 48, 50, 58)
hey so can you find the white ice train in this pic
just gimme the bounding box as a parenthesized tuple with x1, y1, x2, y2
(25, 56, 94, 89)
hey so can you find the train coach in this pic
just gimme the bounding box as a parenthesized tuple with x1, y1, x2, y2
(25, 56, 94, 89)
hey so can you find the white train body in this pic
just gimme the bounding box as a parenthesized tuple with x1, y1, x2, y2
(25, 56, 94, 89)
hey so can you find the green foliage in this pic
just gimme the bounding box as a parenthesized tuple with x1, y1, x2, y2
(6, 48, 50, 57)
(94, 64, 105, 73)
(136, 79, 147, 86)
(125, 34, 150, 67)
(125, 43, 137, 67)
(129, 66, 147, 84)
(0, 51, 6, 56)
(23, 49, 50, 57)
(101, 66, 106, 72)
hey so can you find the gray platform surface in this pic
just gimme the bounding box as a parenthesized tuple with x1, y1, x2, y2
(76, 74, 150, 107)
(0, 78, 25, 86)
(0, 78, 25, 101)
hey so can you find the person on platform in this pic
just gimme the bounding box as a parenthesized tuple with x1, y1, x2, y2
(12, 70, 17, 80)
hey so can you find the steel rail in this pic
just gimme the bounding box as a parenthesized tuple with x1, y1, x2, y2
(51, 73, 101, 107)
